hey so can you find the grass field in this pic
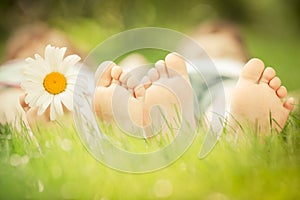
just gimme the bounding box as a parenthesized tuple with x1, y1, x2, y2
(0, 107, 299, 199)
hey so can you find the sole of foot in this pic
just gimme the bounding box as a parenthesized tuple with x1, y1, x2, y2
(141, 53, 196, 137)
(94, 61, 145, 135)
(228, 58, 295, 134)
(94, 53, 196, 139)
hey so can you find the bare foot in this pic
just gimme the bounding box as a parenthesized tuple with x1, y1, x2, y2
(228, 58, 295, 133)
(94, 61, 145, 135)
(0, 89, 26, 130)
(19, 93, 73, 127)
(19, 93, 51, 124)
(94, 53, 196, 138)
(142, 53, 195, 136)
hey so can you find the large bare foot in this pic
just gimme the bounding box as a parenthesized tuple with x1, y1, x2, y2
(141, 53, 196, 137)
(228, 58, 295, 133)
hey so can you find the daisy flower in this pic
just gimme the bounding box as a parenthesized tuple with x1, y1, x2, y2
(21, 44, 86, 121)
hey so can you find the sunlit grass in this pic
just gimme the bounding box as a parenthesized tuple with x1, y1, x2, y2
(0, 109, 299, 199)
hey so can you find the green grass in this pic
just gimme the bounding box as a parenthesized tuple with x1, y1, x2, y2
(0, 109, 300, 199)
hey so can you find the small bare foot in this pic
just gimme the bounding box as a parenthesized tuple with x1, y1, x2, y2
(19, 93, 50, 124)
(142, 53, 195, 137)
(94, 61, 144, 135)
(94, 53, 196, 138)
(228, 58, 295, 133)
(19, 93, 73, 128)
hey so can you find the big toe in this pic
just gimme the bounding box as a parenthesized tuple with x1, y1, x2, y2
(111, 65, 123, 80)
(241, 58, 265, 83)
(134, 84, 145, 99)
(95, 61, 116, 87)
(165, 52, 189, 80)
(155, 60, 168, 78)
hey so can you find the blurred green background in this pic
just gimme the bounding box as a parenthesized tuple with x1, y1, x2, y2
(0, 1, 300, 199)
(0, 0, 299, 90)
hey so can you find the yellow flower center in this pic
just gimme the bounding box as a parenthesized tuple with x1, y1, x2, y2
(43, 72, 67, 95)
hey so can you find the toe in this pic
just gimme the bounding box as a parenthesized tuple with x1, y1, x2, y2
(155, 60, 168, 78)
(120, 83, 128, 89)
(283, 97, 295, 111)
(241, 58, 265, 83)
(148, 68, 159, 82)
(111, 66, 123, 80)
(119, 70, 130, 85)
(134, 84, 145, 99)
(95, 61, 115, 87)
(165, 52, 189, 80)
(260, 67, 276, 83)
(127, 76, 139, 89)
(20, 93, 30, 111)
(141, 76, 152, 89)
(269, 77, 281, 90)
(276, 86, 287, 99)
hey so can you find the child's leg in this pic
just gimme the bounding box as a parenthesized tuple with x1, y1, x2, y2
(0, 88, 26, 129)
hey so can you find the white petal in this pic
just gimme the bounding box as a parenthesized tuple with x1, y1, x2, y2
(25, 56, 48, 75)
(65, 64, 80, 75)
(66, 74, 86, 83)
(60, 91, 73, 111)
(44, 45, 54, 60)
(67, 76, 87, 88)
(50, 101, 57, 121)
(54, 95, 64, 116)
(25, 92, 41, 107)
(23, 72, 44, 83)
(56, 47, 67, 64)
(60, 55, 81, 73)
(21, 81, 38, 90)
(23, 76, 44, 84)
(45, 45, 58, 70)
(65, 85, 75, 97)
(38, 95, 53, 115)
(34, 54, 51, 74)
(66, 72, 87, 83)
(66, 77, 77, 85)
(25, 57, 36, 64)
(36, 91, 50, 107)
(22, 84, 44, 97)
